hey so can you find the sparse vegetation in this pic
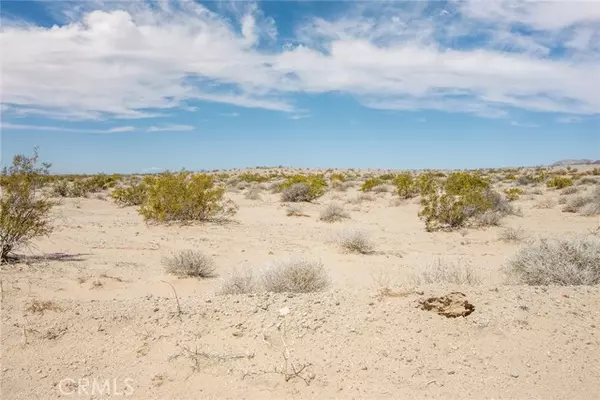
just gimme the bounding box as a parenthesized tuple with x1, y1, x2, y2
(110, 183, 148, 206)
(504, 188, 523, 201)
(319, 204, 349, 223)
(285, 204, 308, 217)
(218, 269, 256, 295)
(139, 172, 236, 222)
(505, 236, 600, 285)
(498, 227, 526, 243)
(280, 175, 326, 202)
(337, 229, 374, 254)
(410, 259, 481, 285)
(0, 149, 55, 262)
(394, 173, 418, 199)
(562, 187, 600, 216)
(261, 259, 329, 293)
(360, 178, 383, 192)
(163, 250, 216, 278)
(546, 176, 573, 189)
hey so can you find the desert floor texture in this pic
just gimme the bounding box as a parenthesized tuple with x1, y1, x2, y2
(1, 167, 599, 399)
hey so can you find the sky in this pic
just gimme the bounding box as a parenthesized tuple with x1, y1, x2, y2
(0, 0, 599, 174)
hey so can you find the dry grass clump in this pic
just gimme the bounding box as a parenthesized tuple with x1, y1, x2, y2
(319, 203, 349, 223)
(337, 229, 375, 254)
(498, 227, 526, 243)
(577, 177, 599, 186)
(261, 259, 329, 293)
(411, 259, 481, 285)
(505, 235, 600, 285)
(561, 186, 578, 195)
(534, 198, 556, 209)
(562, 187, 600, 216)
(346, 193, 374, 204)
(244, 186, 262, 200)
(163, 250, 216, 278)
(285, 204, 308, 217)
(217, 269, 256, 295)
(372, 184, 390, 193)
(281, 183, 312, 202)
(26, 300, 61, 314)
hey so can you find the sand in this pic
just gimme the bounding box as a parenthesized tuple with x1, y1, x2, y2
(1, 169, 599, 399)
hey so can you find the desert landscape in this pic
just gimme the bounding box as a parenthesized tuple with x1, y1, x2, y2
(1, 159, 599, 399)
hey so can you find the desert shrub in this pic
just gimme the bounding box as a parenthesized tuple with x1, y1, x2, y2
(394, 173, 418, 199)
(285, 204, 307, 217)
(372, 184, 390, 193)
(319, 203, 349, 223)
(330, 173, 345, 182)
(411, 259, 481, 285)
(346, 193, 374, 205)
(534, 198, 556, 209)
(444, 172, 490, 195)
(578, 177, 599, 186)
(139, 172, 236, 222)
(505, 236, 600, 285)
(0, 149, 54, 262)
(360, 177, 384, 192)
(498, 227, 526, 243)
(337, 229, 374, 254)
(330, 180, 348, 192)
(558, 196, 568, 205)
(280, 175, 326, 202)
(218, 269, 256, 295)
(69, 179, 91, 197)
(85, 174, 120, 192)
(163, 249, 216, 278)
(562, 187, 600, 216)
(379, 173, 396, 181)
(50, 179, 70, 197)
(244, 186, 262, 200)
(261, 259, 329, 293)
(561, 186, 578, 195)
(110, 183, 147, 206)
(546, 176, 573, 189)
(504, 188, 523, 201)
(239, 172, 269, 183)
(419, 172, 515, 231)
(415, 172, 441, 195)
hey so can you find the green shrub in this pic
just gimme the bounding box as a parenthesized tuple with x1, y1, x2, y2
(238, 173, 269, 183)
(0, 149, 54, 262)
(330, 173, 345, 182)
(110, 183, 148, 206)
(504, 188, 523, 201)
(51, 179, 70, 197)
(393, 172, 418, 199)
(139, 172, 236, 222)
(280, 175, 326, 202)
(547, 176, 573, 189)
(444, 172, 490, 195)
(415, 172, 441, 196)
(360, 177, 383, 192)
(378, 173, 396, 181)
(419, 172, 503, 232)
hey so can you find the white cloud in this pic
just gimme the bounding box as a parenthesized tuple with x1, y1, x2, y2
(1, 122, 135, 133)
(557, 116, 583, 124)
(219, 112, 240, 117)
(1, 0, 599, 122)
(510, 120, 539, 128)
(147, 124, 195, 132)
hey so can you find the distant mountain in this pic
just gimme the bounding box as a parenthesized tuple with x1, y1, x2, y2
(551, 159, 600, 166)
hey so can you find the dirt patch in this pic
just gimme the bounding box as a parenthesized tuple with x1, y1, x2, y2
(418, 292, 475, 318)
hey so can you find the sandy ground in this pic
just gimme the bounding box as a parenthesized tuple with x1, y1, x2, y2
(1, 172, 599, 399)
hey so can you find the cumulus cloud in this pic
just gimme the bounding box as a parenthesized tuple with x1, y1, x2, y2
(0, 0, 599, 122)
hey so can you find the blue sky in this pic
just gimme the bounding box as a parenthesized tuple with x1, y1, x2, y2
(1, 0, 599, 173)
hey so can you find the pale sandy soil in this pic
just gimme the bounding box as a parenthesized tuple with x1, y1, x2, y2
(1, 171, 599, 399)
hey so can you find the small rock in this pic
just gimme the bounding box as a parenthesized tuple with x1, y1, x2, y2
(279, 307, 290, 317)
(509, 373, 519, 378)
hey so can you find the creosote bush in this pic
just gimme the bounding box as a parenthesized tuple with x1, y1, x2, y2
(262, 259, 329, 293)
(419, 172, 514, 231)
(394, 172, 418, 199)
(0, 149, 54, 262)
(110, 183, 148, 206)
(504, 188, 523, 201)
(319, 203, 349, 223)
(360, 177, 383, 192)
(546, 176, 573, 189)
(337, 229, 375, 254)
(163, 249, 216, 278)
(280, 175, 326, 202)
(505, 236, 600, 285)
(139, 172, 236, 222)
